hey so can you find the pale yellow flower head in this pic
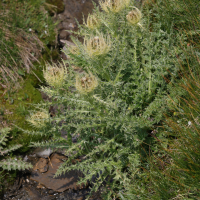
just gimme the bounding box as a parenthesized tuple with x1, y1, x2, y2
(84, 34, 111, 57)
(126, 7, 142, 25)
(75, 72, 98, 94)
(43, 62, 67, 88)
(100, 0, 130, 13)
(85, 14, 100, 30)
(27, 110, 49, 128)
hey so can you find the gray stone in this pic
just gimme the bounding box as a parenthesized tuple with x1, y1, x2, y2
(32, 148, 53, 158)
(60, 39, 76, 47)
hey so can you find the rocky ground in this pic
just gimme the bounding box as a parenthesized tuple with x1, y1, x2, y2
(3, 152, 103, 200)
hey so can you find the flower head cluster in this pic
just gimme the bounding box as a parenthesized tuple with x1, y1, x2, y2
(85, 14, 100, 30)
(27, 110, 49, 129)
(75, 72, 98, 94)
(126, 7, 142, 25)
(84, 34, 111, 57)
(100, 0, 130, 13)
(43, 62, 67, 88)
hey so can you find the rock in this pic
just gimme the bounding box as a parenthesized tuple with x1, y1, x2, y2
(36, 183, 45, 189)
(24, 186, 43, 200)
(24, 186, 54, 200)
(60, 39, 77, 60)
(30, 153, 88, 192)
(62, 21, 76, 29)
(57, 13, 71, 22)
(33, 158, 49, 173)
(60, 39, 76, 47)
(59, 29, 71, 40)
(48, 189, 54, 194)
(32, 147, 53, 158)
(57, 22, 64, 30)
(23, 155, 28, 162)
(62, 0, 99, 24)
(60, 51, 68, 60)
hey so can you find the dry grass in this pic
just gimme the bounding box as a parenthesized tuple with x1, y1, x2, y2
(0, 20, 44, 88)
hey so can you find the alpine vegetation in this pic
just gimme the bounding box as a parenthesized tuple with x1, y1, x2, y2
(84, 34, 111, 57)
(0, 128, 32, 171)
(24, 0, 185, 198)
(100, 0, 130, 13)
(43, 62, 68, 89)
(126, 7, 142, 25)
(26, 110, 50, 129)
(75, 72, 98, 94)
(85, 14, 100, 30)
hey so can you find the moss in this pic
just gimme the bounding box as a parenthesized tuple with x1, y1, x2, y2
(51, 49, 60, 60)
(41, 30, 58, 47)
(46, 0, 65, 14)
(26, 63, 45, 88)
(0, 63, 47, 153)
(42, 47, 61, 62)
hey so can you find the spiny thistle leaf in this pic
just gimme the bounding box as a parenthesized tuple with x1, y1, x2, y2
(0, 144, 22, 156)
(0, 127, 33, 171)
(0, 128, 10, 147)
(0, 158, 33, 171)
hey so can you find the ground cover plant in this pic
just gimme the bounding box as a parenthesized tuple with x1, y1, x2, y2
(0, 127, 32, 171)
(0, 127, 33, 193)
(21, 0, 194, 199)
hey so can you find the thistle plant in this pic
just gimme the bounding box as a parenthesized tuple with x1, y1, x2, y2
(0, 128, 32, 171)
(100, 0, 130, 13)
(26, 110, 49, 129)
(84, 34, 111, 57)
(75, 72, 98, 94)
(85, 14, 101, 30)
(24, 0, 186, 198)
(43, 62, 68, 89)
(126, 7, 142, 25)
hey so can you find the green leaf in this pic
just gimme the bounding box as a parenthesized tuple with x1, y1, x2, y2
(17, 69, 25, 76)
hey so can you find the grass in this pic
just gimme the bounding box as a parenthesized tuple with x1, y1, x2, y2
(120, 0, 200, 199)
(0, 0, 57, 89)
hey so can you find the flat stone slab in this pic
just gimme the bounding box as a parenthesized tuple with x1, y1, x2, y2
(33, 157, 48, 173)
(30, 153, 87, 192)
